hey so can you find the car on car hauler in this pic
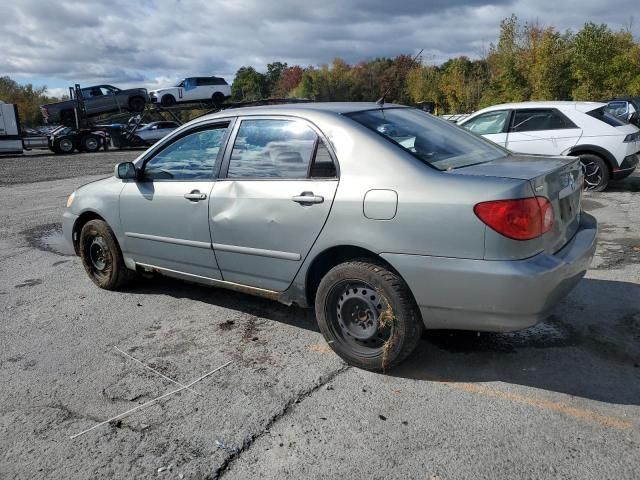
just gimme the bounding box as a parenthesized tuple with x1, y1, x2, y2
(62, 103, 597, 370)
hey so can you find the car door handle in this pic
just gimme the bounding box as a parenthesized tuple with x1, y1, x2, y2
(292, 192, 324, 205)
(184, 190, 207, 201)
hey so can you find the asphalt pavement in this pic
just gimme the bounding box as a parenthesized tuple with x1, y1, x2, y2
(0, 150, 638, 479)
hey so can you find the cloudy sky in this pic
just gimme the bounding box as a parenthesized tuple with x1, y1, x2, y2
(1, 0, 637, 97)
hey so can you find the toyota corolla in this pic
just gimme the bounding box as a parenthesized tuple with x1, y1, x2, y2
(63, 103, 597, 370)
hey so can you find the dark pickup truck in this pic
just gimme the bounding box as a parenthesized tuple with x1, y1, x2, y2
(41, 85, 148, 125)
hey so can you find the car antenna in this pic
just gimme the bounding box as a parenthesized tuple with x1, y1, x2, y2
(376, 48, 423, 106)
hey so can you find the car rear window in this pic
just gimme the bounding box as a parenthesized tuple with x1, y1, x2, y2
(346, 108, 507, 170)
(587, 107, 627, 127)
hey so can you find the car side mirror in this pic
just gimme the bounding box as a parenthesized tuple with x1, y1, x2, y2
(115, 162, 137, 180)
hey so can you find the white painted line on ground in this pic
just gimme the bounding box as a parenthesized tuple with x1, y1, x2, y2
(69, 361, 232, 440)
(113, 346, 202, 397)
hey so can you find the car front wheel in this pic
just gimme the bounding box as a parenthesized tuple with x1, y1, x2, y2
(315, 259, 423, 370)
(580, 154, 610, 192)
(161, 94, 176, 107)
(79, 220, 134, 290)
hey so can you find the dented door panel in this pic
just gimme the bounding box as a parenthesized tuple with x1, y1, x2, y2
(210, 179, 338, 291)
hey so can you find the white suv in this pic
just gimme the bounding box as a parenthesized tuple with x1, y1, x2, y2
(459, 101, 640, 190)
(149, 76, 231, 107)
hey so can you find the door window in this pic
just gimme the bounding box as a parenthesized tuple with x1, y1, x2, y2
(143, 124, 228, 181)
(461, 111, 509, 135)
(510, 109, 576, 132)
(227, 119, 326, 179)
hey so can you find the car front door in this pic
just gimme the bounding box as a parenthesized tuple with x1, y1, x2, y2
(459, 110, 510, 147)
(210, 117, 339, 291)
(506, 109, 582, 155)
(119, 120, 233, 279)
(181, 78, 200, 102)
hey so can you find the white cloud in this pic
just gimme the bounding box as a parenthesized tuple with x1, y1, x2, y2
(1, 0, 638, 90)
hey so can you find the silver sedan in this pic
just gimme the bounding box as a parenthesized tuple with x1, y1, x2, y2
(134, 121, 180, 145)
(63, 103, 597, 370)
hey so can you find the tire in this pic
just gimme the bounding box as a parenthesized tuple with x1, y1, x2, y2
(53, 137, 75, 154)
(161, 94, 176, 107)
(79, 220, 134, 290)
(315, 259, 423, 371)
(60, 110, 75, 127)
(128, 96, 146, 112)
(579, 154, 610, 192)
(81, 134, 100, 153)
(211, 92, 225, 106)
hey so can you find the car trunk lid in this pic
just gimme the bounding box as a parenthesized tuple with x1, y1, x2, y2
(451, 154, 583, 254)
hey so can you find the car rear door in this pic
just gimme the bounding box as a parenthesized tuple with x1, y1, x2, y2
(506, 108, 582, 155)
(119, 119, 233, 279)
(210, 116, 339, 291)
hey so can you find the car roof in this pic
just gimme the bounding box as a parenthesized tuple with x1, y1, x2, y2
(197, 102, 406, 121)
(472, 101, 606, 114)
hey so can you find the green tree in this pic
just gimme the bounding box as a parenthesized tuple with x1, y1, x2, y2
(482, 14, 529, 106)
(522, 25, 574, 100)
(230, 66, 267, 101)
(0, 76, 63, 126)
(265, 61, 288, 96)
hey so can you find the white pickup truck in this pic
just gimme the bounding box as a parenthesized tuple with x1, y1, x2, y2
(149, 76, 231, 107)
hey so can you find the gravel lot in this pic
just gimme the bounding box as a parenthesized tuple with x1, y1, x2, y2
(1, 150, 639, 479)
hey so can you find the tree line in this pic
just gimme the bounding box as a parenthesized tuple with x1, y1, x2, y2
(232, 15, 640, 113)
(2, 15, 639, 126)
(0, 76, 64, 126)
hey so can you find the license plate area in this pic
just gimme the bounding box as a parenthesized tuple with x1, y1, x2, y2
(559, 188, 581, 222)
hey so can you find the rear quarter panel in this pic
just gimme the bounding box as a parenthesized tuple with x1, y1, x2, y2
(288, 112, 533, 297)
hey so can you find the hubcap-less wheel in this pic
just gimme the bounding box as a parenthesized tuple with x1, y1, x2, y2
(581, 160, 602, 190)
(79, 219, 134, 290)
(89, 237, 108, 271)
(329, 281, 391, 355)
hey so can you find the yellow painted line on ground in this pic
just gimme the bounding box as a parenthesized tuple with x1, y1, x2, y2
(435, 379, 632, 430)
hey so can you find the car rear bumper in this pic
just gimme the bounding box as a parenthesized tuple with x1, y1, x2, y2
(612, 153, 639, 180)
(381, 212, 597, 332)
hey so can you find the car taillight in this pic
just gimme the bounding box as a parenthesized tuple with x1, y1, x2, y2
(474, 197, 554, 241)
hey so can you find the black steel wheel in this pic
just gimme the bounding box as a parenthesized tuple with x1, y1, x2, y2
(580, 154, 609, 192)
(161, 94, 176, 106)
(79, 220, 134, 290)
(315, 259, 423, 370)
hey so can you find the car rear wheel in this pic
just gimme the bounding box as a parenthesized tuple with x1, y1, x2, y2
(81, 134, 100, 152)
(161, 94, 176, 107)
(315, 259, 423, 371)
(580, 154, 609, 192)
(128, 96, 146, 112)
(79, 220, 134, 290)
(211, 92, 225, 106)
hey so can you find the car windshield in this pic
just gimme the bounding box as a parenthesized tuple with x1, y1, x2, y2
(346, 108, 507, 170)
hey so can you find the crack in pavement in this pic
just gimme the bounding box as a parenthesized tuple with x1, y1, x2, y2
(212, 364, 350, 479)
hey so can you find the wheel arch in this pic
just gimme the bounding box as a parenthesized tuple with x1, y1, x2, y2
(566, 145, 617, 172)
(128, 95, 146, 109)
(304, 245, 407, 306)
(72, 211, 106, 255)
